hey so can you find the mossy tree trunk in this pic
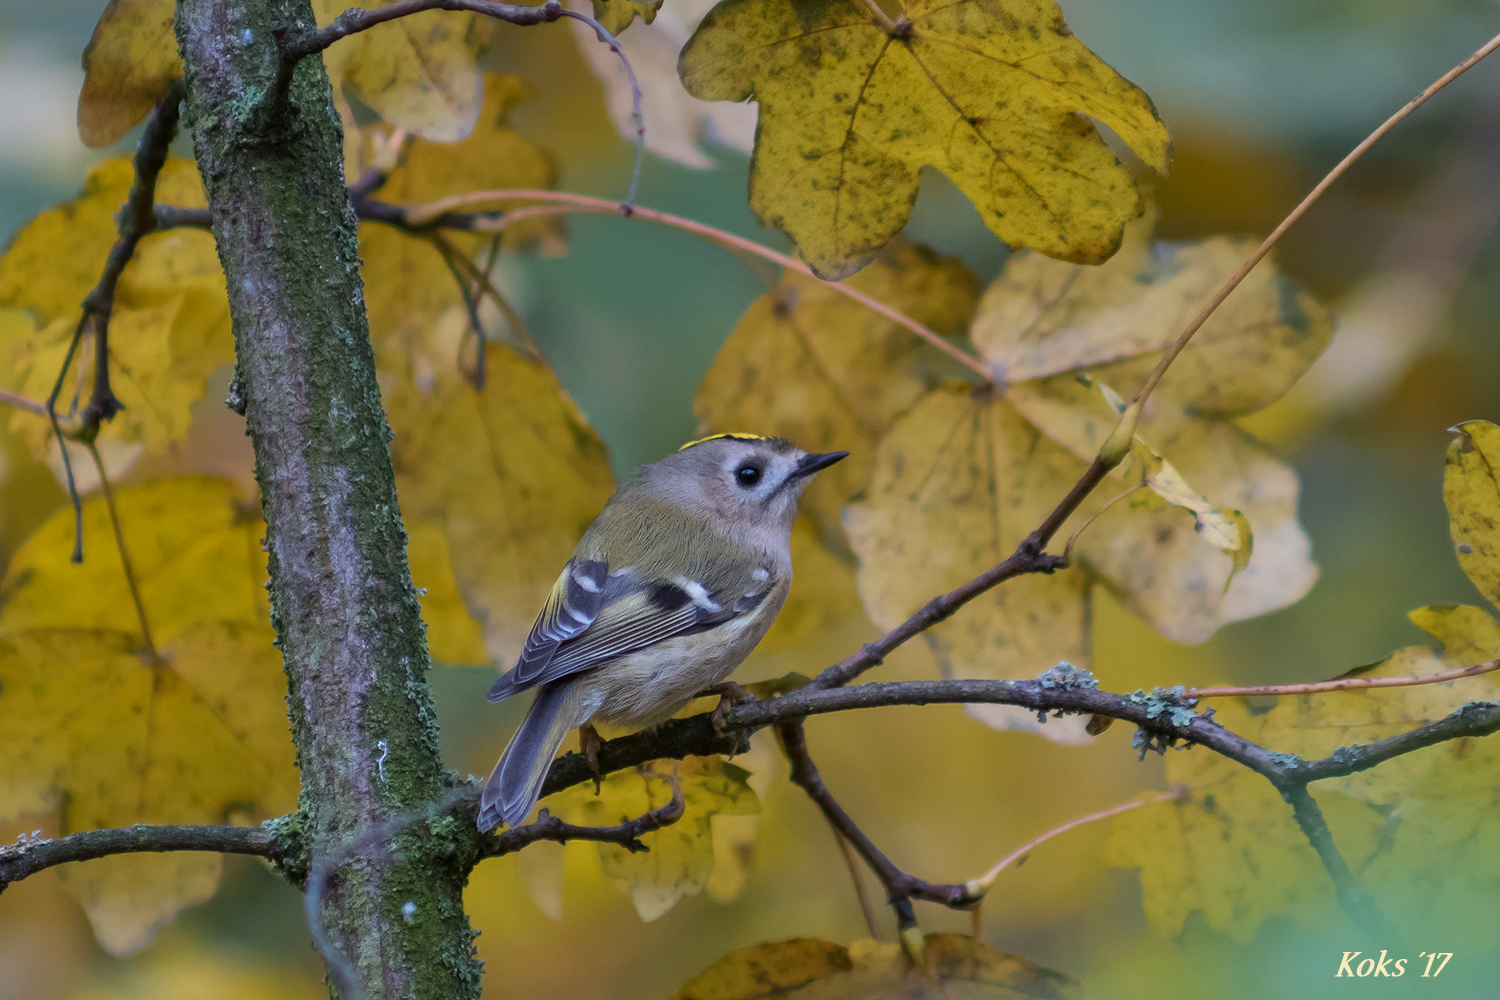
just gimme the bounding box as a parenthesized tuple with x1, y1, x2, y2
(174, 1, 480, 995)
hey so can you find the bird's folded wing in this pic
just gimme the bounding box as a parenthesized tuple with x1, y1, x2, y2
(486, 574, 770, 702)
(502, 559, 609, 692)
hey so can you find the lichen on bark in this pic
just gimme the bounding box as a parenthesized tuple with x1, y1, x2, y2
(173, 0, 481, 994)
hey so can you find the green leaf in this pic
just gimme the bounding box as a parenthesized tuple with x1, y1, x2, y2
(679, 0, 1171, 278)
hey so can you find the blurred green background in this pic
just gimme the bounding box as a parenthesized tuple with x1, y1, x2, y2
(2, 0, 1498, 997)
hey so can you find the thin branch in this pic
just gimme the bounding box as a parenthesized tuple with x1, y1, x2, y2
(965, 788, 1183, 897)
(78, 84, 182, 429)
(830, 825, 882, 939)
(272, 0, 563, 107)
(861, 0, 900, 34)
(159, 187, 992, 380)
(1295, 699, 1500, 782)
(391, 189, 997, 381)
(87, 442, 159, 662)
(478, 768, 685, 860)
(965, 788, 1183, 937)
(805, 466, 1099, 692)
(0, 824, 276, 891)
(0, 387, 48, 417)
(557, 8, 646, 207)
(1284, 786, 1394, 936)
(1127, 29, 1500, 414)
(776, 721, 979, 930)
(45, 318, 88, 563)
(1187, 658, 1500, 699)
(430, 235, 491, 387)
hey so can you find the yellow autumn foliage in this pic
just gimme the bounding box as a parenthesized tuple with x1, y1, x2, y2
(680, 0, 1171, 278)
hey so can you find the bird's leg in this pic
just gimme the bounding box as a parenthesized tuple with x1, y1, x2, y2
(579, 722, 603, 793)
(698, 681, 752, 734)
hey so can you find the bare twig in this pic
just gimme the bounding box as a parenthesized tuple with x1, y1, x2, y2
(0, 388, 48, 417)
(391, 189, 996, 380)
(965, 788, 1183, 937)
(1284, 786, 1393, 936)
(78, 84, 182, 430)
(272, 0, 563, 108)
(830, 825, 882, 939)
(479, 767, 686, 860)
(1127, 29, 1500, 414)
(776, 720, 980, 930)
(557, 7, 646, 207)
(965, 788, 1183, 897)
(1187, 658, 1500, 699)
(430, 235, 491, 387)
(86, 442, 159, 662)
(43, 86, 182, 564)
(0, 824, 277, 891)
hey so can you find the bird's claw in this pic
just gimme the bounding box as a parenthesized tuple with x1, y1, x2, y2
(700, 681, 752, 735)
(580, 722, 603, 793)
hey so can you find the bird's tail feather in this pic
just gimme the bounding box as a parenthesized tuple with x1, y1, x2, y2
(477, 681, 581, 832)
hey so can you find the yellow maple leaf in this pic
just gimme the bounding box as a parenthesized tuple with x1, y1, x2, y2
(545, 757, 759, 921)
(1010, 376, 1308, 642)
(384, 339, 615, 666)
(0, 623, 298, 953)
(360, 74, 563, 353)
(1408, 603, 1500, 664)
(0, 157, 231, 459)
(695, 239, 978, 542)
(590, 0, 664, 35)
(75, 0, 492, 147)
(0, 477, 269, 646)
(679, 0, 1171, 278)
(972, 209, 1334, 415)
(844, 384, 1093, 740)
(314, 0, 494, 142)
(0, 157, 219, 325)
(1445, 420, 1500, 610)
(1107, 652, 1500, 946)
(670, 933, 1081, 1000)
(77, 0, 182, 148)
(405, 521, 489, 666)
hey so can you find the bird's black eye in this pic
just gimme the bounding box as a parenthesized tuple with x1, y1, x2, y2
(735, 464, 763, 487)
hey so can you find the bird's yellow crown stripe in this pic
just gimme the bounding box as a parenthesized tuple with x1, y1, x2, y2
(678, 432, 770, 451)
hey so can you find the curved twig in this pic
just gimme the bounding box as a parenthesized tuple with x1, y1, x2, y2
(557, 8, 646, 207)
(1127, 29, 1500, 414)
(0, 824, 276, 891)
(1187, 658, 1500, 699)
(393, 189, 995, 380)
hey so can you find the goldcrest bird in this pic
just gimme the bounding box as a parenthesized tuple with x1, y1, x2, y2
(476, 434, 848, 832)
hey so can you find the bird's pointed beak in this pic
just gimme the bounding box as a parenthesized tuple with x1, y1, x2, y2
(792, 450, 849, 479)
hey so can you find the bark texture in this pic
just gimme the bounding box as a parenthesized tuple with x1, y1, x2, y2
(174, 1, 478, 995)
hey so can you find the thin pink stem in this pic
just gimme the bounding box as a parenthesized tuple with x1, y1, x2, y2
(400, 189, 994, 380)
(0, 387, 48, 417)
(1187, 659, 1500, 699)
(1130, 30, 1500, 411)
(967, 789, 1182, 895)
